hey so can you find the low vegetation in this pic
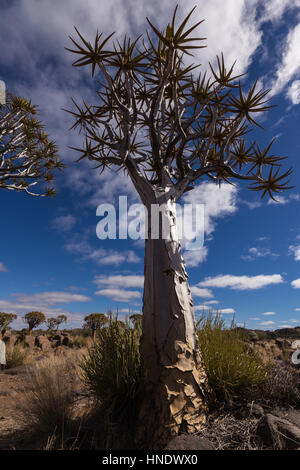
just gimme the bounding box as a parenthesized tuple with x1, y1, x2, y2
(1, 311, 299, 450)
(5, 343, 32, 368)
(18, 354, 79, 435)
(196, 313, 269, 403)
(79, 315, 142, 448)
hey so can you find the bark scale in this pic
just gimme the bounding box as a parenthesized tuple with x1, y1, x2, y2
(134, 187, 210, 449)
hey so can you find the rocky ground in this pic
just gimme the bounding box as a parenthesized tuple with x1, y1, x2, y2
(0, 327, 299, 450)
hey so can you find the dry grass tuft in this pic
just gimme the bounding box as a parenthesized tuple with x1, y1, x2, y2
(5, 344, 33, 369)
(17, 353, 79, 435)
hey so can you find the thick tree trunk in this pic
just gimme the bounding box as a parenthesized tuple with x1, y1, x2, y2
(135, 192, 210, 449)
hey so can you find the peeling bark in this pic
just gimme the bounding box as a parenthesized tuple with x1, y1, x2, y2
(133, 184, 210, 449)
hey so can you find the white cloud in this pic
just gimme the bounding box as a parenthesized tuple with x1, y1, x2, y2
(287, 80, 300, 104)
(261, 0, 300, 23)
(0, 1, 266, 211)
(51, 214, 76, 232)
(95, 288, 141, 302)
(180, 181, 238, 266)
(65, 237, 141, 266)
(270, 21, 300, 97)
(291, 278, 300, 288)
(289, 244, 300, 261)
(249, 317, 260, 321)
(182, 182, 238, 237)
(198, 274, 284, 290)
(0, 291, 91, 327)
(241, 247, 279, 261)
(267, 196, 289, 205)
(268, 194, 300, 205)
(262, 311, 276, 316)
(184, 247, 208, 267)
(218, 308, 236, 315)
(259, 320, 275, 326)
(190, 286, 214, 298)
(0, 262, 7, 272)
(93, 274, 144, 289)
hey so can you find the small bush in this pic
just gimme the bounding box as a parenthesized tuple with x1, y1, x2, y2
(19, 355, 78, 434)
(80, 315, 142, 446)
(5, 343, 31, 368)
(197, 313, 269, 403)
(259, 361, 300, 406)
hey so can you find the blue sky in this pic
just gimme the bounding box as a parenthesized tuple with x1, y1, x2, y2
(0, 0, 300, 330)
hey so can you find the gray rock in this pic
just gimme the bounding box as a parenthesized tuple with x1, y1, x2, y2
(165, 435, 215, 450)
(257, 413, 300, 450)
(247, 403, 265, 418)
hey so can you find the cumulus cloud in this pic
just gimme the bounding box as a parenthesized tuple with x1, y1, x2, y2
(0, 0, 268, 209)
(262, 311, 276, 316)
(0, 291, 91, 327)
(259, 320, 275, 326)
(95, 288, 141, 302)
(289, 244, 300, 261)
(93, 274, 144, 289)
(190, 286, 214, 298)
(65, 236, 141, 266)
(291, 278, 300, 288)
(180, 182, 238, 266)
(217, 308, 236, 315)
(198, 274, 284, 290)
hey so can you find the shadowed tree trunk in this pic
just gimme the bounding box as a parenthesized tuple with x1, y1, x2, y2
(131, 175, 210, 448)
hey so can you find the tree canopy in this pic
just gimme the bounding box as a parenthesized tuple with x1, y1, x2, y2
(47, 314, 67, 332)
(0, 312, 17, 333)
(24, 311, 46, 332)
(66, 5, 293, 203)
(0, 93, 64, 196)
(83, 313, 108, 337)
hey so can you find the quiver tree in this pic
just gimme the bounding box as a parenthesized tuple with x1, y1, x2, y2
(0, 312, 17, 334)
(83, 313, 108, 339)
(24, 311, 46, 333)
(47, 314, 68, 332)
(0, 93, 64, 195)
(67, 6, 293, 447)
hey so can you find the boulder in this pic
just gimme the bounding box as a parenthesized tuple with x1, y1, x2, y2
(2, 333, 17, 347)
(165, 435, 215, 450)
(256, 413, 300, 450)
(247, 403, 265, 418)
(52, 333, 63, 343)
(35, 335, 52, 352)
(62, 335, 73, 348)
(23, 335, 35, 349)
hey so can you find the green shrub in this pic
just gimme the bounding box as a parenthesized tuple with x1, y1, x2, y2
(80, 315, 142, 424)
(197, 313, 269, 403)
